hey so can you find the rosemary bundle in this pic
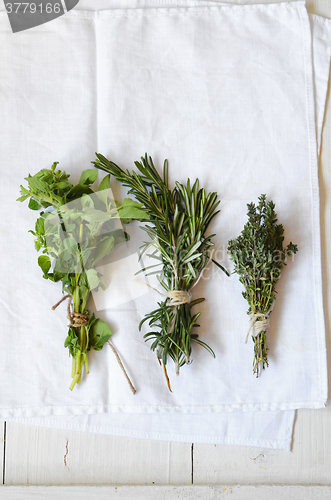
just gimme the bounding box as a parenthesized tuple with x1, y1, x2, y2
(93, 153, 227, 390)
(18, 162, 147, 390)
(228, 194, 298, 377)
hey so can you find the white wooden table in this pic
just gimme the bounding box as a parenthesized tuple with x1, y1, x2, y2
(1, 0, 330, 497)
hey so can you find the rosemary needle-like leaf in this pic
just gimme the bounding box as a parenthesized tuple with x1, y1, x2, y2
(93, 153, 227, 389)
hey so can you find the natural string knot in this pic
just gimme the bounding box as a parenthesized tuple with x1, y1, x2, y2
(245, 310, 272, 343)
(165, 290, 192, 306)
(52, 294, 136, 395)
(52, 294, 89, 328)
(69, 311, 89, 328)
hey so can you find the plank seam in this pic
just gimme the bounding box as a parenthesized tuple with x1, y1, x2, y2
(3, 421, 6, 485)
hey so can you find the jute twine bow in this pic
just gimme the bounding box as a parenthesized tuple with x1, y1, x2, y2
(52, 294, 136, 395)
(245, 309, 272, 344)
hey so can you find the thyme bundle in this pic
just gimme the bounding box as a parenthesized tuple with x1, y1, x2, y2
(18, 162, 147, 390)
(228, 194, 298, 376)
(93, 153, 227, 390)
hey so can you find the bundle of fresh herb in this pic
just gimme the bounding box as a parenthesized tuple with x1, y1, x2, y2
(18, 162, 148, 391)
(93, 153, 228, 390)
(228, 194, 298, 377)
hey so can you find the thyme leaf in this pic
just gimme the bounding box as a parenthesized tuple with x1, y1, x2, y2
(228, 194, 298, 377)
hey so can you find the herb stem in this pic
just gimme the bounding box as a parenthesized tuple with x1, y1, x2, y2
(93, 153, 226, 388)
(228, 194, 298, 376)
(69, 372, 80, 391)
(19, 163, 137, 391)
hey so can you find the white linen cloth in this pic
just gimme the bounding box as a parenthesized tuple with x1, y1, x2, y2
(0, 0, 330, 450)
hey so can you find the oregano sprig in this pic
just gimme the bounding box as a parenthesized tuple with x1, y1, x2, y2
(18, 162, 147, 391)
(228, 194, 298, 376)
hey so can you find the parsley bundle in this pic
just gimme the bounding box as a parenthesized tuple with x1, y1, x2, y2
(228, 194, 298, 377)
(93, 153, 227, 390)
(18, 162, 147, 391)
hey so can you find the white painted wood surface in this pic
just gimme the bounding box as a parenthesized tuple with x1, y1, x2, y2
(194, 408, 331, 485)
(1, 485, 331, 499)
(217, 486, 331, 499)
(4, 424, 192, 485)
(0, 0, 330, 492)
(1, 423, 4, 485)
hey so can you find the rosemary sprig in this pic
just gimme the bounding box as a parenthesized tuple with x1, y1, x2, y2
(228, 194, 298, 377)
(93, 153, 227, 390)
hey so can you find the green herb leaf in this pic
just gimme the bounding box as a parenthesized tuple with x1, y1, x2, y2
(28, 198, 41, 211)
(98, 174, 111, 192)
(79, 169, 98, 186)
(17, 194, 29, 202)
(118, 206, 150, 220)
(98, 174, 111, 204)
(85, 268, 99, 290)
(92, 236, 115, 265)
(35, 217, 45, 235)
(66, 184, 93, 201)
(25, 175, 48, 193)
(89, 319, 112, 351)
(38, 255, 51, 276)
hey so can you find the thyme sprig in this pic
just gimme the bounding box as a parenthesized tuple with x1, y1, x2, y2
(228, 194, 298, 377)
(93, 153, 227, 390)
(18, 162, 147, 390)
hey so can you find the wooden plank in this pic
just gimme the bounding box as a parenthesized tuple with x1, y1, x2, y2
(4, 422, 191, 485)
(312, 0, 331, 16)
(217, 486, 331, 499)
(218, 486, 331, 499)
(0, 486, 214, 499)
(1, 485, 331, 499)
(193, 408, 331, 485)
(0, 422, 4, 485)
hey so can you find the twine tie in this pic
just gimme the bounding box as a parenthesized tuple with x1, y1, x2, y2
(52, 294, 136, 395)
(245, 310, 272, 344)
(52, 294, 89, 327)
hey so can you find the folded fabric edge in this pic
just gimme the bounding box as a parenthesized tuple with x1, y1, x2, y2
(309, 12, 331, 155)
(2, 414, 295, 450)
(0, 399, 326, 421)
(310, 12, 331, 28)
(299, 4, 329, 405)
